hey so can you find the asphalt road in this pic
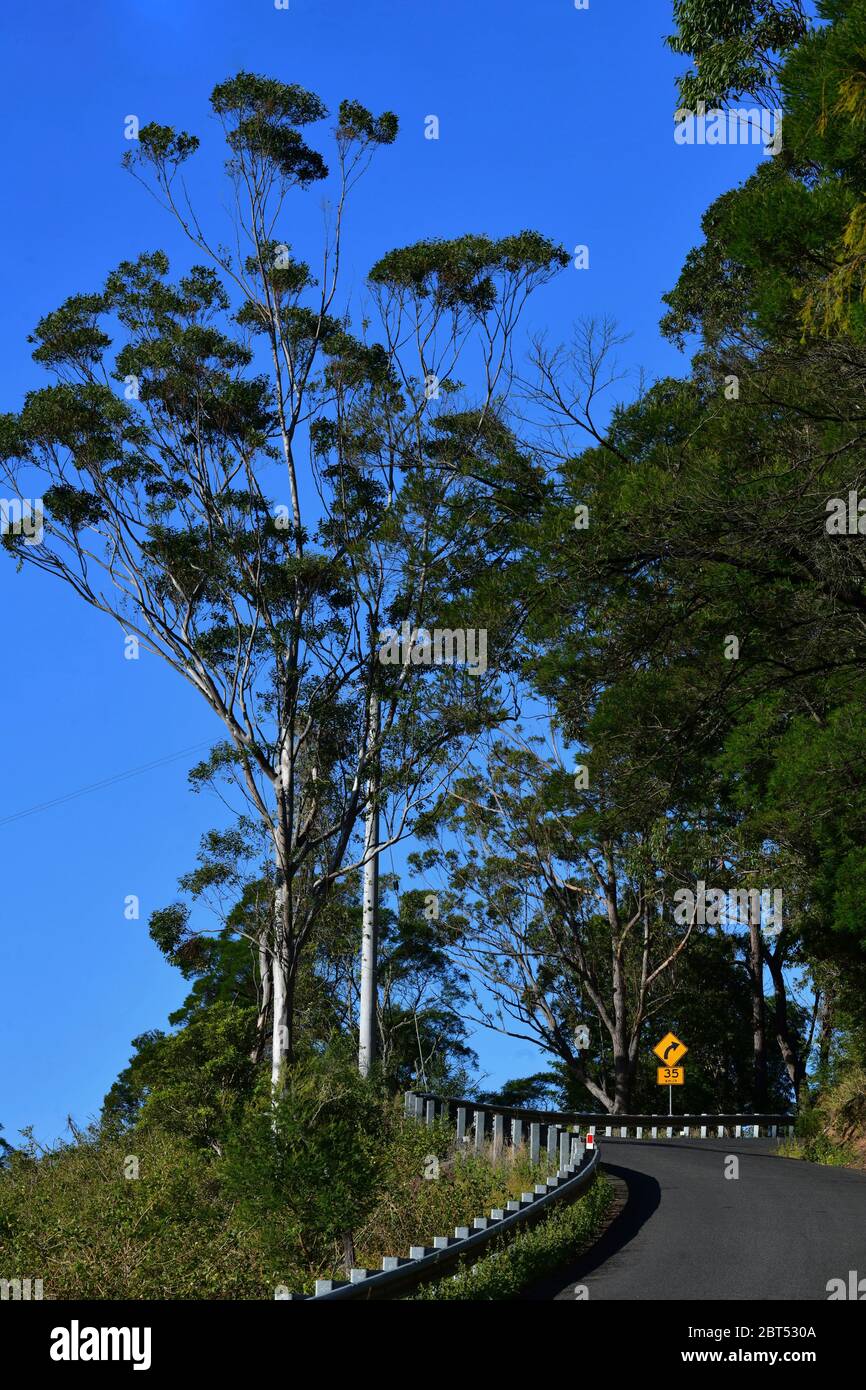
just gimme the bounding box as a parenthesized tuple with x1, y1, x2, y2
(523, 1137, 866, 1301)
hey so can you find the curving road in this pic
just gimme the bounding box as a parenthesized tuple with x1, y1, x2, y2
(523, 1137, 866, 1301)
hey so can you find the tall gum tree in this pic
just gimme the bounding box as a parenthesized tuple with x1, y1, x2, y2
(0, 73, 568, 1088)
(415, 732, 703, 1113)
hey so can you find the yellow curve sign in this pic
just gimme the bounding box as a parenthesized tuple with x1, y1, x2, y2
(653, 1031, 688, 1067)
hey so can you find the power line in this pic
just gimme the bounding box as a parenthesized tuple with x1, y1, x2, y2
(0, 741, 214, 829)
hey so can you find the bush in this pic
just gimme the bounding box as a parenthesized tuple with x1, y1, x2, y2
(777, 1132, 856, 1166)
(353, 1119, 549, 1269)
(777, 1083, 862, 1167)
(819, 1066, 866, 1142)
(221, 1048, 387, 1280)
(0, 1053, 603, 1298)
(410, 1173, 614, 1300)
(0, 1125, 271, 1299)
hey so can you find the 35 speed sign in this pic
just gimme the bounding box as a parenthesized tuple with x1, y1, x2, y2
(657, 1065, 684, 1085)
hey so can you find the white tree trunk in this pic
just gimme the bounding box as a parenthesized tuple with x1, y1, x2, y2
(270, 901, 289, 1091)
(271, 810, 291, 1091)
(358, 693, 380, 1077)
(252, 933, 272, 1063)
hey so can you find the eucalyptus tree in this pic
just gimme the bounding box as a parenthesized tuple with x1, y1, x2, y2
(415, 731, 709, 1113)
(509, 1, 866, 1103)
(0, 72, 568, 1087)
(103, 828, 474, 1146)
(667, 0, 810, 110)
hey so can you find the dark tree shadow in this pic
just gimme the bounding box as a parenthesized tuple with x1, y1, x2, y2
(519, 1163, 662, 1301)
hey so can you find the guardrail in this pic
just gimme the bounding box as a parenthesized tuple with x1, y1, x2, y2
(277, 1089, 795, 1300)
(406, 1091, 795, 1141)
(276, 1092, 601, 1301)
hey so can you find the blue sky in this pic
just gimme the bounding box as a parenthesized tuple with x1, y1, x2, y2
(0, 0, 777, 1145)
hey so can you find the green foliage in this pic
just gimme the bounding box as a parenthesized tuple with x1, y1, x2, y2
(0, 1125, 272, 1299)
(127, 123, 200, 171)
(102, 1001, 258, 1147)
(210, 72, 328, 126)
(209, 73, 329, 184)
(629, 933, 795, 1113)
(665, 4, 866, 342)
(337, 99, 398, 146)
(411, 1173, 614, 1300)
(478, 1074, 564, 1108)
(784, 1066, 866, 1165)
(667, 0, 810, 109)
(2, 1061, 582, 1298)
(221, 1049, 386, 1275)
(778, 1133, 855, 1164)
(778, 1097, 858, 1166)
(353, 1114, 549, 1270)
(369, 232, 568, 312)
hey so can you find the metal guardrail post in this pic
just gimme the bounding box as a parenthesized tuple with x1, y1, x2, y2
(299, 1147, 600, 1301)
(547, 1124, 558, 1164)
(493, 1113, 504, 1159)
(559, 1129, 569, 1171)
(474, 1109, 485, 1153)
(402, 1092, 793, 1150)
(402, 1093, 793, 1133)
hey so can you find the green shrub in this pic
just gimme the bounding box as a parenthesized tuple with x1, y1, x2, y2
(1, 1056, 602, 1298)
(779, 1077, 864, 1167)
(102, 1001, 258, 1149)
(354, 1119, 549, 1269)
(819, 1067, 866, 1142)
(221, 1048, 387, 1281)
(410, 1173, 614, 1300)
(0, 1125, 271, 1298)
(778, 1133, 856, 1166)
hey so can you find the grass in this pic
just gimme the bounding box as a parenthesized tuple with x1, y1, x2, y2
(775, 1068, 866, 1169)
(777, 1133, 857, 1166)
(352, 1119, 553, 1273)
(0, 1106, 591, 1298)
(409, 1171, 615, 1300)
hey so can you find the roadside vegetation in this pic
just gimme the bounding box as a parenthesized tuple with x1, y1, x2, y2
(777, 1069, 866, 1170)
(410, 1174, 614, 1301)
(5, 0, 866, 1301)
(0, 1051, 576, 1299)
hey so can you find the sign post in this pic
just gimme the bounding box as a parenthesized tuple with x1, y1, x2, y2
(652, 1033, 688, 1116)
(657, 1065, 684, 1111)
